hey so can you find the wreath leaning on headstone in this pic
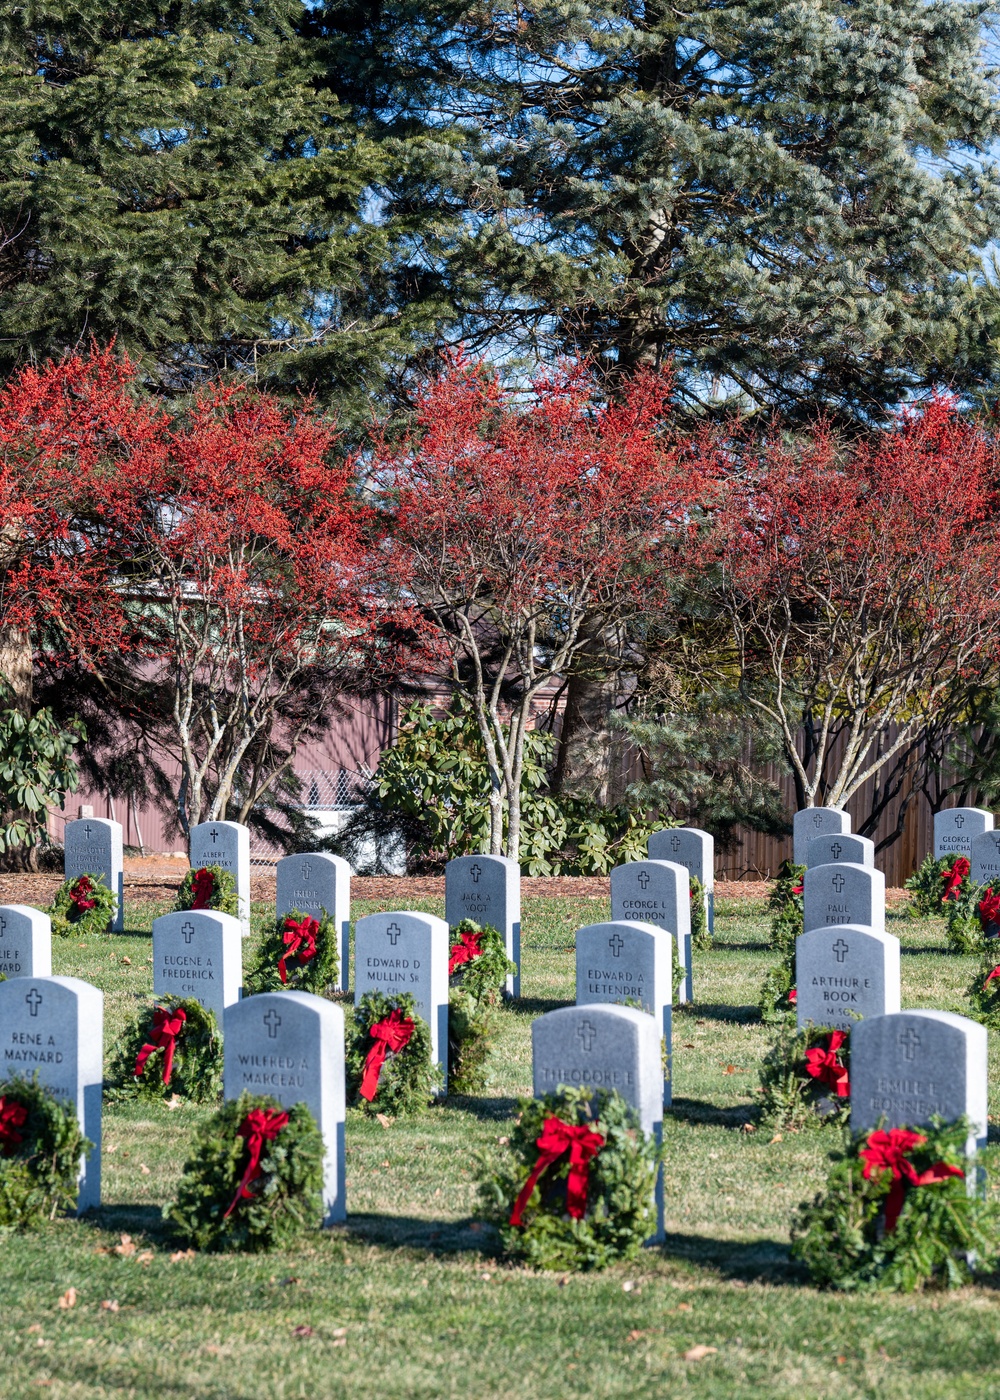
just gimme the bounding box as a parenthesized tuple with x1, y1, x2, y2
(945, 877, 998, 953)
(965, 947, 1000, 1031)
(244, 908, 340, 997)
(174, 865, 240, 919)
(479, 1086, 661, 1272)
(904, 854, 967, 917)
(689, 877, 711, 951)
(47, 872, 117, 938)
(768, 859, 805, 955)
(0, 1074, 91, 1227)
(758, 1021, 851, 1130)
(347, 991, 440, 1116)
(759, 941, 797, 1024)
(447, 920, 517, 1094)
(167, 1091, 324, 1252)
(790, 1116, 997, 1292)
(105, 996, 223, 1103)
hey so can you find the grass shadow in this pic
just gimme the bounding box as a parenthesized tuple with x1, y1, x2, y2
(667, 1098, 756, 1129)
(507, 996, 571, 1018)
(445, 1095, 520, 1122)
(683, 1002, 761, 1026)
(710, 940, 772, 953)
(84, 1203, 170, 1238)
(899, 944, 953, 956)
(660, 1231, 803, 1285)
(345, 1213, 501, 1256)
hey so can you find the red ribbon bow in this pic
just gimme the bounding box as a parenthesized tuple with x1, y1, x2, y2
(804, 1030, 850, 1098)
(190, 867, 216, 910)
(941, 856, 971, 902)
(510, 1116, 606, 1226)
(134, 1005, 187, 1086)
(985, 964, 1000, 991)
(223, 1107, 290, 1219)
(979, 887, 1000, 931)
(788, 988, 797, 1004)
(0, 1096, 28, 1156)
(278, 916, 319, 985)
(359, 1008, 415, 1101)
(791, 883, 804, 896)
(70, 876, 96, 913)
(448, 929, 484, 975)
(859, 1128, 964, 1232)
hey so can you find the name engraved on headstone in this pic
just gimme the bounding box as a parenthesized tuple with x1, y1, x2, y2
(795, 925, 900, 1031)
(934, 807, 994, 861)
(805, 833, 875, 870)
(444, 855, 521, 997)
(610, 860, 692, 1003)
(970, 830, 1000, 891)
(64, 818, 123, 932)
(0, 976, 103, 1210)
(647, 828, 715, 933)
(152, 910, 242, 1024)
(224, 991, 345, 1223)
(189, 820, 251, 937)
(353, 911, 449, 1092)
(276, 853, 350, 992)
(0, 905, 52, 980)
(792, 808, 851, 867)
(803, 862, 885, 934)
(575, 920, 672, 1105)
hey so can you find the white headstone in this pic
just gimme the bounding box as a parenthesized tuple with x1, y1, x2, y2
(276, 853, 350, 992)
(934, 807, 993, 862)
(0, 975, 102, 1210)
(803, 862, 885, 934)
(805, 833, 875, 870)
(531, 1004, 663, 1240)
(189, 820, 251, 937)
(648, 828, 715, 933)
(445, 855, 521, 997)
(575, 920, 672, 1105)
(792, 808, 851, 867)
(224, 991, 345, 1223)
(969, 830, 1000, 892)
(610, 860, 692, 1003)
(64, 817, 123, 932)
(152, 911, 242, 1025)
(353, 911, 449, 1092)
(795, 925, 900, 1032)
(851, 1010, 988, 1155)
(0, 905, 52, 979)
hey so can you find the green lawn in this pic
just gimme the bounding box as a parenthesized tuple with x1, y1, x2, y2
(4, 891, 1000, 1399)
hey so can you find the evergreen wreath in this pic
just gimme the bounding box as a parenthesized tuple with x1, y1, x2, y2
(758, 1021, 851, 1130)
(245, 908, 340, 996)
(904, 854, 964, 917)
(768, 859, 804, 954)
(347, 991, 440, 1115)
(690, 877, 711, 951)
(790, 1117, 997, 1292)
(447, 920, 516, 1094)
(760, 942, 797, 1024)
(479, 1086, 661, 1272)
(174, 864, 240, 919)
(47, 872, 117, 938)
(945, 877, 991, 953)
(0, 1074, 91, 1227)
(167, 1092, 324, 1252)
(106, 996, 222, 1103)
(966, 948, 1000, 1031)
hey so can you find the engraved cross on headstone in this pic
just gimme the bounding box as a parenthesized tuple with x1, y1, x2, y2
(386, 923, 402, 946)
(670, 834, 681, 852)
(264, 1009, 282, 1039)
(210, 828, 219, 843)
(577, 1020, 597, 1052)
(832, 938, 849, 963)
(637, 870, 650, 890)
(470, 863, 482, 884)
(301, 861, 311, 880)
(25, 989, 42, 1017)
(812, 813, 823, 828)
(955, 814, 965, 828)
(830, 842, 842, 859)
(84, 823, 93, 839)
(182, 921, 195, 944)
(0, 916, 6, 936)
(608, 933, 624, 957)
(899, 1028, 921, 1062)
(832, 874, 846, 893)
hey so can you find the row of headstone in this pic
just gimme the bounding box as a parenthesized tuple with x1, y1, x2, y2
(64, 818, 124, 932)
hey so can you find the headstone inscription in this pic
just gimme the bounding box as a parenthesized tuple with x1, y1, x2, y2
(0, 905, 52, 979)
(189, 820, 251, 937)
(803, 862, 885, 934)
(648, 827, 715, 933)
(795, 925, 900, 1032)
(934, 807, 994, 862)
(575, 921, 672, 1106)
(64, 817, 123, 932)
(276, 853, 350, 992)
(610, 860, 692, 1004)
(353, 911, 449, 1092)
(531, 1004, 664, 1240)
(851, 1010, 988, 1155)
(0, 976, 102, 1210)
(152, 910, 242, 1025)
(224, 991, 345, 1223)
(445, 855, 521, 997)
(969, 830, 1000, 893)
(792, 808, 851, 868)
(805, 832, 875, 870)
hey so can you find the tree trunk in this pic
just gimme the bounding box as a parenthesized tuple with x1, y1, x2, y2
(551, 619, 621, 803)
(0, 626, 38, 870)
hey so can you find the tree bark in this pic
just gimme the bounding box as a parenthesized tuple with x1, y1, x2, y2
(551, 619, 621, 803)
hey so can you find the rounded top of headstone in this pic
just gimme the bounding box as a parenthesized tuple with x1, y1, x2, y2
(797, 922, 898, 951)
(576, 920, 669, 944)
(355, 908, 450, 936)
(446, 854, 520, 874)
(0, 973, 101, 1005)
(536, 1002, 658, 1034)
(804, 860, 883, 883)
(858, 1006, 986, 1040)
(226, 987, 344, 1029)
(611, 858, 687, 879)
(805, 832, 875, 869)
(65, 816, 119, 831)
(0, 903, 51, 922)
(277, 851, 350, 873)
(153, 908, 241, 932)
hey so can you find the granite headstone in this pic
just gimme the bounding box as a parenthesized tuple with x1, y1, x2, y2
(224, 991, 346, 1223)
(969, 829, 1000, 893)
(445, 855, 521, 997)
(152, 910, 242, 1025)
(353, 911, 449, 1092)
(0, 905, 52, 979)
(647, 827, 715, 934)
(934, 807, 994, 862)
(276, 853, 350, 992)
(795, 925, 900, 1032)
(189, 820, 251, 937)
(64, 817, 123, 932)
(803, 862, 885, 934)
(792, 808, 851, 867)
(805, 833, 875, 870)
(575, 920, 672, 1105)
(610, 860, 692, 1004)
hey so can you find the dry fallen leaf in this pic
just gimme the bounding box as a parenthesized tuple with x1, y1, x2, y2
(136, 1251, 154, 1265)
(139, 1164, 151, 1175)
(100, 1300, 119, 1313)
(57, 1287, 77, 1310)
(331, 1328, 347, 1338)
(683, 1345, 718, 1362)
(166, 1095, 182, 1111)
(622, 1280, 635, 1293)
(497, 1135, 510, 1146)
(380, 1159, 391, 1168)
(770, 1134, 784, 1144)
(676, 1302, 692, 1312)
(332, 1337, 347, 1348)
(120, 957, 132, 966)
(106, 1145, 117, 1154)
(169, 1250, 196, 1263)
(375, 1113, 393, 1129)
(114, 1234, 136, 1257)
(836, 1356, 846, 1365)
(557, 1276, 568, 1287)
(722, 1064, 738, 1075)
(280, 1277, 300, 1287)
(292, 1325, 314, 1339)
(741, 1123, 756, 1134)
(27, 1324, 42, 1335)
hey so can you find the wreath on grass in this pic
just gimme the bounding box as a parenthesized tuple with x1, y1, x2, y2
(166, 1092, 324, 1252)
(768, 859, 804, 955)
(47, 873, 117, 938)
(904, 854, 969, 917)
(690, 877, 710, 951)
(244, 908, 340, 997)
(105, 996, 222, 1103)
(174, 865, 240, 919)
(347, 991, 440, 1115)
(759, 1021, 851, 1130)
(479, 1086, 660, 1272)
(965, 949, 1000, 1031)
(944, 877, 998, 952)
(790, 1117, 996, 1292)
(0, 1075, 91, 1227)
(760, 943, 796, 1024)
(447, 921, 517, 1094)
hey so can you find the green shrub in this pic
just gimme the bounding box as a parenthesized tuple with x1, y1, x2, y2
(347, 991, 440, 1115)
(106, 997, 222, 1103)
(690, 876, 710, 951)
(768, 859, 804, 954)
(245, 908, 340, 996)
(760, 945, 797, 1024)
(47, 872, 117, 938)
(0, 1075, 90, 1227)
